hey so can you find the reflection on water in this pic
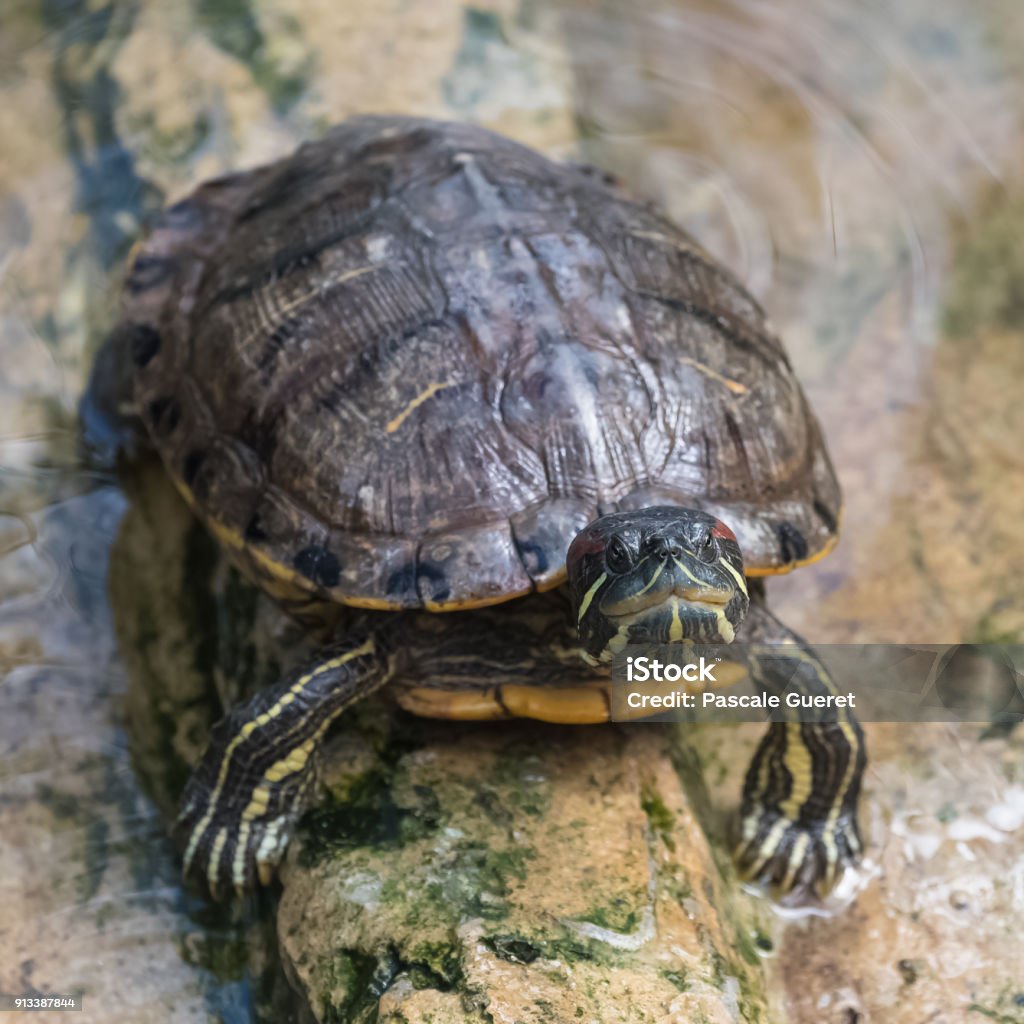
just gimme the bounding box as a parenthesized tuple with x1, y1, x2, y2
(1, 0, 1022, 1020)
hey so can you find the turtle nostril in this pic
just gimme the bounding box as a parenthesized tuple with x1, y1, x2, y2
(651, 537, 683, 560)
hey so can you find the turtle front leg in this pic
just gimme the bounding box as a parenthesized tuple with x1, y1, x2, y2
(735, 600, 866, 899)
(177, 629, 395, 897)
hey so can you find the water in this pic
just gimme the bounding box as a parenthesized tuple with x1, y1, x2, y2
(1, 1, 1023, 1021)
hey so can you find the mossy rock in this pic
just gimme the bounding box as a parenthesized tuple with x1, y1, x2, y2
(281, 722, 772, 1023)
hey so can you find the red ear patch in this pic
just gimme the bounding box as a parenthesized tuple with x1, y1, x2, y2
(711, 520, 737, 543)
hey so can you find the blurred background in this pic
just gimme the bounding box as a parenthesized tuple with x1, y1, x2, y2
(1, 1, 1023, 1021)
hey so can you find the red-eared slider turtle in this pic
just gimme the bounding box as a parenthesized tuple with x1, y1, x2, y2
(83, 116, 864, 898)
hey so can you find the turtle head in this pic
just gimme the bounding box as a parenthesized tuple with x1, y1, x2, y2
(567, 507, 749, 664)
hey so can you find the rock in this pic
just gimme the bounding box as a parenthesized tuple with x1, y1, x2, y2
(279, 722, 771, 1023)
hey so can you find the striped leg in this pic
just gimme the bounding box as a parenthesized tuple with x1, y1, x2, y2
(176, 631, 394, 897)
(734, 603, 866, 899)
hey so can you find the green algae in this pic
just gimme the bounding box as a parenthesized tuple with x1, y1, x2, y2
(640, 784, 677, 852)
(967, 1005, 1024, 1024)
(484, 935, 542, 965)
(660, 968, 690, 992)
(481, 926, 615, 969)
(300, 769, 434, 859)
(313, 943, 470, 1022)
(572, 900, 642, 935)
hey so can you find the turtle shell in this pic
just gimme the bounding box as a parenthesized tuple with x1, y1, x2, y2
(125, 116, 840, 612)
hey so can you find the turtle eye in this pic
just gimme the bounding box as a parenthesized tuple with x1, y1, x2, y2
(605, 535, 635, 574)
(696, 529, 718, 564)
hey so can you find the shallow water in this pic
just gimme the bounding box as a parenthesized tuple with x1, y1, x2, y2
(1, 1, 1022, 1021)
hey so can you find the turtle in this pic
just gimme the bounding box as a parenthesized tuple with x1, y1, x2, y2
(82, 116, 865, 900)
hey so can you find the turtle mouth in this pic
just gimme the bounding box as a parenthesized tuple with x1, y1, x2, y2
(603, 575, 734, 620)
(602, 589, 739, 647)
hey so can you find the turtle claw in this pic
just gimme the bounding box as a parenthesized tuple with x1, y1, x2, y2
(174, 726, 314, 898)
(176, 775, 297, 898)
(257, 858, 275, 888)
(734, 806, 861, 901)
